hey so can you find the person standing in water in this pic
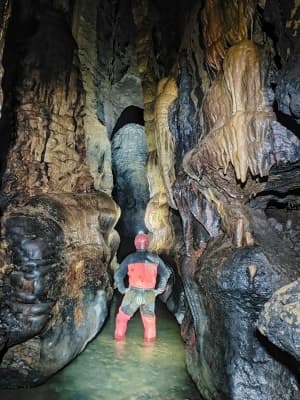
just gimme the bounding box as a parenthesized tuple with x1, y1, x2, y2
(114, 232, 171, 342)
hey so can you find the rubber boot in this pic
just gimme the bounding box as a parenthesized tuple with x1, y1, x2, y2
(114, 309, 131, 340)
(141, 314, 156, 342)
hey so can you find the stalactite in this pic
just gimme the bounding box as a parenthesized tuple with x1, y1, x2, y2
(201, 0, 255, 73)
(190, 40, 276, 183)
(182, 40, 279, 247)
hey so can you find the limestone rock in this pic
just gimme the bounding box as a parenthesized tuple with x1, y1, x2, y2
(257, 279, 300, 362)
(182, 214, 300, 399)
(0, 193, 120, 388)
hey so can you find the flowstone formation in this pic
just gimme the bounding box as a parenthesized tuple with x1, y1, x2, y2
(0, 193, 120, 387)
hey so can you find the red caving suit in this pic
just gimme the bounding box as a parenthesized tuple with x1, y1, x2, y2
(114, 249, 171, 341)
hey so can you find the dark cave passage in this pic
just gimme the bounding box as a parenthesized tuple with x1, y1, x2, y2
(111, 106, 144, 138)
(0, 296, 200, 400)
(111, 105, 149, 261)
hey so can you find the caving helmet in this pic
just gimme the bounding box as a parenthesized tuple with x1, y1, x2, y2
(134, 231, 149, 250)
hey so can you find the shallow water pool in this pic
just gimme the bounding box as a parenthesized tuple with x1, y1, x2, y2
(0, 296, 201, 400)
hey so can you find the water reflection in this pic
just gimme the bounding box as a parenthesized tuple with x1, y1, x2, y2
(0, 296, 200, 400)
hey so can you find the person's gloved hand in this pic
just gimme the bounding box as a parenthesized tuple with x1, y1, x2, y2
(154, 288, 165, 296)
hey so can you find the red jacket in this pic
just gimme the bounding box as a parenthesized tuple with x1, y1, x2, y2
(114, 250, 171, 293)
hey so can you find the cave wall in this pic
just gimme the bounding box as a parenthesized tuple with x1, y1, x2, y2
(1, 1, 93, 196)
(96, 0, 143, 137)
(0, 193, 120, 387)
(0, 0, 120, 387)
(263, 0, 300, 125)
(0, 0, 10, 118)
(173, 2, 300, 399)
(72, 0, 113, 192)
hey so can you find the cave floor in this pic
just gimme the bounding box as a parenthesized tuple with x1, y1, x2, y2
(0, 295, 201, 400)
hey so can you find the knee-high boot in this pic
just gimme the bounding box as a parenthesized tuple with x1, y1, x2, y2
(141, 314, 156, 342)
(114, 309, 131, 340)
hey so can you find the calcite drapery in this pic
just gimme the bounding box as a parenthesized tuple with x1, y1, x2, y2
(201, 0, 255, 73)
(145, 150, 175, 252)
(188, 40, 276, 184)
(132, 1, 177, 253)
(144, 77, 178, 252)
(183, 40, 278, 247)
(154, 77, 178, 210)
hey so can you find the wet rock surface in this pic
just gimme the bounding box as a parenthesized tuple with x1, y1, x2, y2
(182, 211, 300, 400)
(0, 193, 120, 388)
(257, 279, 300, 363)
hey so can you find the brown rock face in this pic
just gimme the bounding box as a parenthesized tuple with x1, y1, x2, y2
(258, 278, 300, 362)
(2, 4, 93, 197)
